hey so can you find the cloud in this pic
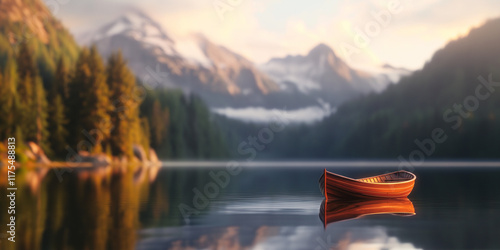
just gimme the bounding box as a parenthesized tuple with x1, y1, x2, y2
(213, 106, 335, 124)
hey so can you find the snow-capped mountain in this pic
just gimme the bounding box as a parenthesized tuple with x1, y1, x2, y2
(261, 44, 377, 104)
(79, 10, 177, 57)
(261, 44, 412, 97)
(189, 34, 279, 96)
(78, 9, 405, 110)
(80, 9, 282, 107)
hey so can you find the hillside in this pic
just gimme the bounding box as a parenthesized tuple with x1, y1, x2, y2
(0, 0, 79, 87)
(267, 17, 500, 159)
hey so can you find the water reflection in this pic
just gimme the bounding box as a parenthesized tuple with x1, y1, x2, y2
(319, 198, 415, 227)
(138, 225, 422, 249)
(0, 165, 161, 250)
(1, 166, 500, 249)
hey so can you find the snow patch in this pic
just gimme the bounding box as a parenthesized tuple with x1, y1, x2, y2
(175, 38, 212, 68)
(144, 24, 162, 37)
(106, 21, 128, 37)
(261, 60, 322, 93)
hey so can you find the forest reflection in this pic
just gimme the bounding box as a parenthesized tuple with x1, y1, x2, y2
(0, 165, 161, 250)
(2, 166, 500, 249)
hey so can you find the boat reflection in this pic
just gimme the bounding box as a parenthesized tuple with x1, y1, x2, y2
(319, 198, 415, 227)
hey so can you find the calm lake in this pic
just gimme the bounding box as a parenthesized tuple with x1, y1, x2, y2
(1, 163, 500, 249)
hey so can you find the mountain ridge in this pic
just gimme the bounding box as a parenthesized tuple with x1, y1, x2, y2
(80, 9, 287, 108)
(79, 9, 403, 110)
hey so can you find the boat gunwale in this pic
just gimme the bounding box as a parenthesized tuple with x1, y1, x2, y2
(324, 170, 416, 185)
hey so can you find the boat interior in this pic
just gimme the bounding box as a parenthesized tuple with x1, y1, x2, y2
(358, 171, 414, 183)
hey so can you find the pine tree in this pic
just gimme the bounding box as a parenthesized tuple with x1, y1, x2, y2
(150, 100, 166, 148)
(15, 43, 34, 138)
(139, 117, 151, 154)
(53, 57, 70, 100)
(47, 59, 69, 157)
(67, 48, 90, 148)
(32, 77, 49, 148)
(69, 46, 111, 153)
(48, 94, 68, 158)
(15, 43, 49, 148)
(106, 51, 138, 157)
(16, 44, 34, 107)
(16, 42, 37, 80)
(47, 57, 70, 157)
(0, 59, 19, 140)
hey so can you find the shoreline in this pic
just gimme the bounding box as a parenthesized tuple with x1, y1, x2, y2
(1, 160, 161, 168)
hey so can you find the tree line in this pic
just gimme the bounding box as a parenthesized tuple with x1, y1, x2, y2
(0, 43, 227, 161)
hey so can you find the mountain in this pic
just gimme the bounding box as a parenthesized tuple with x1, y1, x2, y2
(268, 17, 500, 159)
(80, 10, 281, 108)
(261, 43, 379, 105)
(0, 0, 79, 85)
(79, 9, 176, 55)
(79, 10, 401, 110)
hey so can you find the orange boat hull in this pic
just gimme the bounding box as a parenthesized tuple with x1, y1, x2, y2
(319, 169, 416, 200)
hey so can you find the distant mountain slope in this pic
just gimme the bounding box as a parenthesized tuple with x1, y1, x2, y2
(270, 17, 500, 159)
(0, 0, 79, 85)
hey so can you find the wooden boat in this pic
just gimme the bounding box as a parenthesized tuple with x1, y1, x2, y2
(319, 198, 415, 227)
(319, 169, 416, 200)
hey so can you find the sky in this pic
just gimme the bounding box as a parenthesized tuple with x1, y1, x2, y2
(51, 0, 500, 70)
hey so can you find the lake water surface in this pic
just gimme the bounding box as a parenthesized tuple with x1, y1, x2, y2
(1, 163, 500, 249)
